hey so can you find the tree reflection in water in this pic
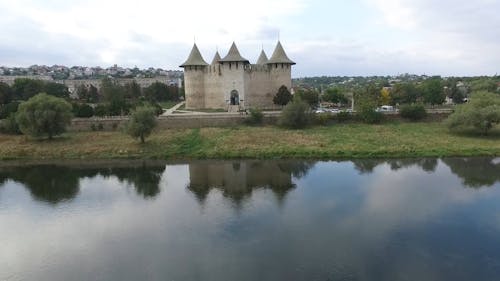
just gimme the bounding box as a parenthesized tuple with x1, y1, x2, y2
(0, 162, 165, 204)
(353, 158, 439, 174)
(352, 157, 499, 188)
(442, 157, 500, 188)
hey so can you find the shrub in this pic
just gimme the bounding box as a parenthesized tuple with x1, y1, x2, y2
(94, 104, 109, 117)
(125, 106, 157, 143)
(445, 91, 500, 135)
(314, 113, 332, 126)
(72, 103, 95, 118)
(245, 108, 264, 125)
(0, 114, 21, 134)
(273, 85, 292, 106)
(400, 104, 427, 121)
(15, 93, 72, 139)
(279, 99, 312, 129)
(336, 111, 352, 122)
(358, 107, 384, 124)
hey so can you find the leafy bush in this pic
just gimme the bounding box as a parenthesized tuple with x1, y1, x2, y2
(72, 103, 95, 118)
(279, 99, 312, 129)
(94, 104, 109, 117)
(125, 106, 157, 143)
(245, 108, 264, 125)
(336, 111, 352, 122)
(358, 107, 384, 124)
(314, 113, 332, 126)
(400, 104, 427, 121)
(15, 93, 73, 139)
(445, 91, 500, 135)
(0, 114, 21, 134)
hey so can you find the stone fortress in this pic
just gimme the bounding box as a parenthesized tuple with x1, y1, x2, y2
(180, 41, 295, 110)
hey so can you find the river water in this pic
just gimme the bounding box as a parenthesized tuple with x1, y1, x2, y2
(0, 158, 499, 281)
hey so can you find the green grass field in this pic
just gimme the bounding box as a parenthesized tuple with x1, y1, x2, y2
(0, 122, 498, 160)
(158, 101, 180, 109)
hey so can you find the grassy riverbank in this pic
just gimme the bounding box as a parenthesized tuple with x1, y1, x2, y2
(0, 122, 499, 160)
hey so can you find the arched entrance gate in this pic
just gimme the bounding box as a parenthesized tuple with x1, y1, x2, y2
(230, 90, 239, 105)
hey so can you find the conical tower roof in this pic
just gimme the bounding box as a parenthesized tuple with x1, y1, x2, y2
(256, 50, 268, 65)
(267, 41, 295, 65)
(220, 42, 249, 63)
(180, 43, 208, 67)
(211, 51, 221, 64)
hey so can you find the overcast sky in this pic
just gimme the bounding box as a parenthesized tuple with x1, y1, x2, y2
(0, 0, 499, 77)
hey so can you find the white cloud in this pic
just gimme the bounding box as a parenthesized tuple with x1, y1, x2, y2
(0, 0, 499, 75)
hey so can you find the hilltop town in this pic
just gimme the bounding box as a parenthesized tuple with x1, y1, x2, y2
(0, 65, 183, 80)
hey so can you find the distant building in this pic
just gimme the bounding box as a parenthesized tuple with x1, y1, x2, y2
(180, 41, 295, 110)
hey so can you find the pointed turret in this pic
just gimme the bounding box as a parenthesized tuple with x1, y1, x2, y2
(219, 42, 249, 63)
(256, 50, 268, 65)
(211, 51, 221, 65)
(267, 41, 295, 65)
(180, 43, 209, 67)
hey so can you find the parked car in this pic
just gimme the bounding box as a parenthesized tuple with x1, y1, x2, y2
(376, 105, 395, 112)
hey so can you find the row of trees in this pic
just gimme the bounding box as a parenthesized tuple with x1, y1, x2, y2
(0, 78, 182, 119)
(1, 92, 158, 143)
(272, 77, 471, 110)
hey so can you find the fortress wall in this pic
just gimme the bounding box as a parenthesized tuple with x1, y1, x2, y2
(245, 67, 274, 109)
(184, 67, 206, 109)
(269, 64, 293, 94)
(204, 66, 225, 109)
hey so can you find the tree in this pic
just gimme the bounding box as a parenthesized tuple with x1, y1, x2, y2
(470, 78, 498, 93)
(0, 82, 12, 105)
(392, 83, 421, 105)
(446, 83, 466, 104)
(124, 80, 142, 101)
(144, 82, 170, 102)
(125, 106, 157, 143)
(12, 78, 45, 100)
(273, 85, 292, 106)
(295, 89, 319, 107)
(379, 88, 392, 105)
(323, 87, 348, 104)
(422, 78, 444, 105)
(88, 85, 99, 103)
(44, 82, 70, 98)
(445, 91, 500, 135)
(11, 78, 69, 100)
(16, 93, 73, 139)
(278, 98, 312, 129)
(100, 77, 128, 115)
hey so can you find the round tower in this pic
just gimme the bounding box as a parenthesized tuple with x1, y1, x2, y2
(267, 41, 295, 95)
(180, 43, 208, 109)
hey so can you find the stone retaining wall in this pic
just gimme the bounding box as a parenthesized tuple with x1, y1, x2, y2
(69, 113, 280, 132)
(68, 111, 450, 132)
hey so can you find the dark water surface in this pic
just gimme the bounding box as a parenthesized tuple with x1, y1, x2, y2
(1, 158, 500, 281)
